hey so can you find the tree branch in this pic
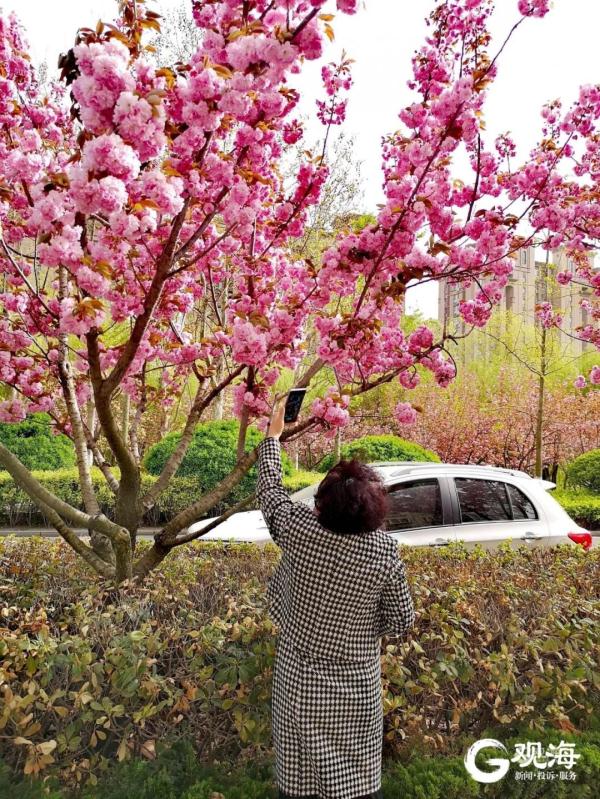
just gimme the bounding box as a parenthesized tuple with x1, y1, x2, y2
(0, 442, 130, 576)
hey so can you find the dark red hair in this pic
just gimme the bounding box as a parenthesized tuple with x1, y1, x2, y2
(314, 459, 389, 535)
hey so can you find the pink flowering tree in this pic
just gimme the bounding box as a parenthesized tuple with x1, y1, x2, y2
(0, 0, 598, 582)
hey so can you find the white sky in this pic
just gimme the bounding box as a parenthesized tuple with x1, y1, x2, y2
(2, 0, 600, 319)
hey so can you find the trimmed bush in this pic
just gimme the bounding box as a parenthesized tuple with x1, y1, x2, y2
(0, 537, 598, 787)
(567, 450, 600, 494)
(281, 469, 321, 493)
(552, 490, 600, 531)
(0, 414, 75, 471)
(144, 420, 292, 503)
(318, 433, 440, 472)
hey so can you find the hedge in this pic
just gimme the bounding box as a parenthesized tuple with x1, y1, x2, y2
(551, 491, 600, 531)
(0, 414, 75, 471)
(0, 467, 320, 527)
(566, 450, 600, 494)
(318, 434, 440, 472)
(0, 537, 597, 787)
(2, 727, 599, 798)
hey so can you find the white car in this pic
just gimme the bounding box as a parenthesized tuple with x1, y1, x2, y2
(188, 461, 595, 551)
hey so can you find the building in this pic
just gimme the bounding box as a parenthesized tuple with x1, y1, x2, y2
(437, 246, 596, 364)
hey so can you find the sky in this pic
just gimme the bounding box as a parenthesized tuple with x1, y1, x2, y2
(2, 0, 600, 318)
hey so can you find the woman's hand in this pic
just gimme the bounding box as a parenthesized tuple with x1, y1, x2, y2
(267, 394, 287, 440)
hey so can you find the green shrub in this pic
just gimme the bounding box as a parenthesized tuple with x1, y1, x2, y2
(281, 469, 321, 493)
(381, 728, 600, 798)
(144, 420, 292, 503)
(0, 537, 598, 787)
(0, 414, 75, 471)
(552, 491, 600, 531)
(476, 727, 600, 798)
(566, 450, 600, 494)
(2, 729, 599, 798)
(318, 433, 440, 472)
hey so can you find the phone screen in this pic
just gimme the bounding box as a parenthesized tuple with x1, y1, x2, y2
(284, 389, 307, 423)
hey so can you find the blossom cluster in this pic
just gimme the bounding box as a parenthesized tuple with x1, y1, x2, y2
(316, 61, 353, 126)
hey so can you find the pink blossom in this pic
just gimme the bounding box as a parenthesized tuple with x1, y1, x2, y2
(231, 319, 269, 366)
(69, 168, 128, 215)
(311, 391, 350, 430)
(0, 398, 27, 423)
(395, 402, 418, 426)
(134, 170, 184, 216)
(408, 325, 435, 353)
(59, 297, 106, 336)
(535, 301, 563, 329)
(232, 383, 271, 418)
(337, 0, 358, 12)
(283, 120, 303, 144)
(38, 226, 83, 268)
(72, 40, 134, 133)
(556, 270, 572, 285)
(113, 92, 166, 161)
(518, 1, 550, 18)
(295, 22, 323, 60)
(81, 134, 140, 182)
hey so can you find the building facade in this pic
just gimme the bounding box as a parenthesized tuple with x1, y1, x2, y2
(437, 246, 595, 363)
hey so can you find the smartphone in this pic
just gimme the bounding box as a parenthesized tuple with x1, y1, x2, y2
(284, 388, 307, 423)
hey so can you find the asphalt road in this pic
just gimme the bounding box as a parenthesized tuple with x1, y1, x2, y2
(0, 528, 160, 539)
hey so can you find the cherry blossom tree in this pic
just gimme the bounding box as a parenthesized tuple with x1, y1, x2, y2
(327, 365, 600, 476)
(0, 0, 598, 582)
(405, 372, 600, 475)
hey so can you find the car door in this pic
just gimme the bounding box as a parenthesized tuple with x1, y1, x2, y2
(384, 477, 457, 547)
(450, 476, 549, 550)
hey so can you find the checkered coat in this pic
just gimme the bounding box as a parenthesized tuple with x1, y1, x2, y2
(256, 437, 415, 799)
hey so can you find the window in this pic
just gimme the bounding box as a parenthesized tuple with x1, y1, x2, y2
(385, 479, 443, 531)
(455, 478, 512, 522)
(582, 306, 589, 327)
(505, 284, 514, 312)
(506, 483, 538, 520)
(455, 478, 538, 522)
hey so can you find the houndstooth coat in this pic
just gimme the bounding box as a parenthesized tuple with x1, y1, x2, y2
(256, 437, 415, 799)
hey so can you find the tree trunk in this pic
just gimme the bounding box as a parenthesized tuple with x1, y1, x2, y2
(534, 365, 545, 479)
(86, 399, 96, 468)
(334, 427, 342, 464)
(115, 473, 141, 554)
(534, 254, 549, 479)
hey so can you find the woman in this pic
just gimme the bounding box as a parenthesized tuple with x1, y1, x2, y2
(256, 397, 416, 799)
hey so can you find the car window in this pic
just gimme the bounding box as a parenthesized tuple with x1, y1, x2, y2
(455, 478, 513, 522)
(506, 483, 538, 520)
(385, 478, 443, 531)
